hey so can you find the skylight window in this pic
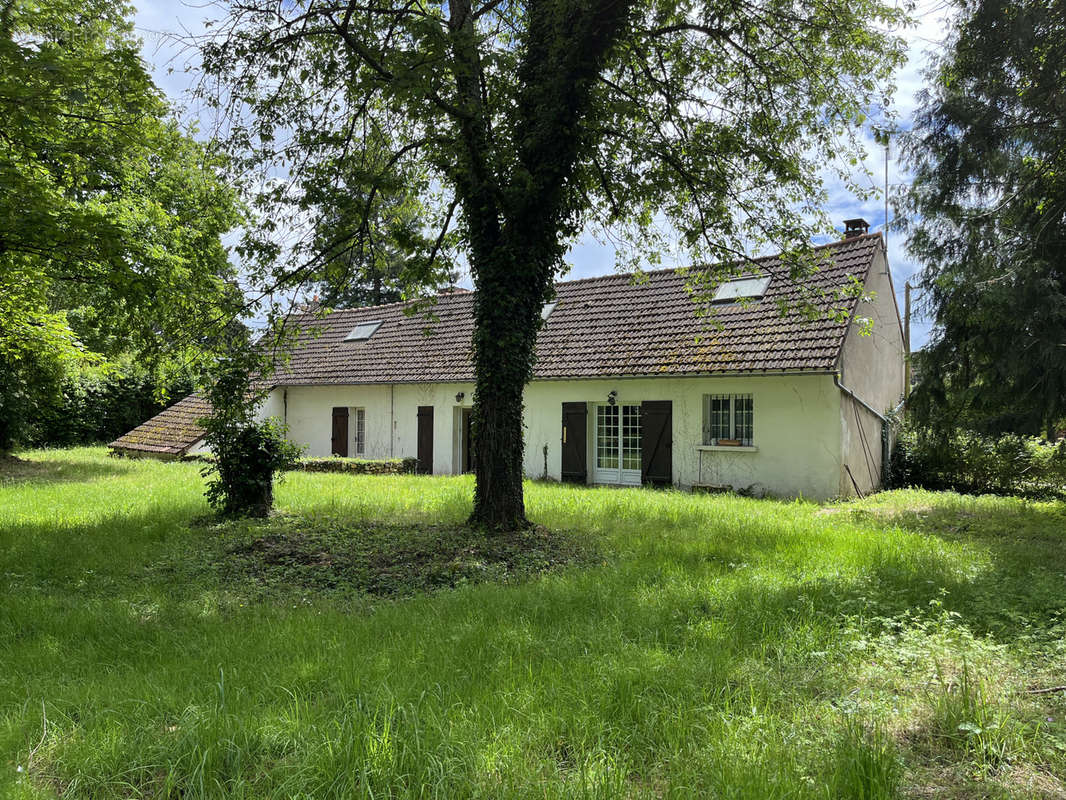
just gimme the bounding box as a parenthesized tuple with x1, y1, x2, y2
(343, 320, 383, 341)
(712, 276, 771, 303)
(541, 301, 557, 320)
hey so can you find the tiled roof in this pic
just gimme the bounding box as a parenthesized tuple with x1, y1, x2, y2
(273, 233, 881, 384)
(110, 234, 882, 456)
(109, 394, 209, 456)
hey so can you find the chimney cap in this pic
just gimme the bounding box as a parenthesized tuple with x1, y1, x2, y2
(843, 218, 870, 238)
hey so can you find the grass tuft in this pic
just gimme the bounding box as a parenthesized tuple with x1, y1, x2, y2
(827, 717, 902, 800)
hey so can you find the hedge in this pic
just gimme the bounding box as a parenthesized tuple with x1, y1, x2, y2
(296, 457, 419, 475)
(31, 372, 192, 448)
(890, 425, 1066, 499)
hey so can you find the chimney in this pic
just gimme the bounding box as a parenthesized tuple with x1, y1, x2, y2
(843, 218, 870, 239)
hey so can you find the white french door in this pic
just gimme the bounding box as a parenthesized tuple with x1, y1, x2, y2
(592, 404, 642, 485)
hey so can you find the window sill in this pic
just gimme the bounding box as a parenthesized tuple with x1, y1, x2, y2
(697, 444, 758, 453)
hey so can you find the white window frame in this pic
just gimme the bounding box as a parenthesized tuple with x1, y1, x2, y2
(702, 394, 754, 446)
(592, 403, 642, 486)
(352, 407, 366, 456)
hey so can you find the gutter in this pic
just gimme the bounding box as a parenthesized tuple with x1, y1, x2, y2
(271, 369, 840, 388)
(834, 375, 908, 490)
(833, 374, 885, 422)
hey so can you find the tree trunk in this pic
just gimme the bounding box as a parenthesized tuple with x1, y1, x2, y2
(467, 246, 547, 530)
(451, 0, 633, 529)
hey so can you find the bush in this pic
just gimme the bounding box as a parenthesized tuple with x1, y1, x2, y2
(891, 424, 1066, 498)
(203, 418, 302, 518)
(201, 349, 301, 518)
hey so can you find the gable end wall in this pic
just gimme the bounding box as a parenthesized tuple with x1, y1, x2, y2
(837, 246, 906, 495)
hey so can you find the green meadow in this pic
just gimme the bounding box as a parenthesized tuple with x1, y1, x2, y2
(1, 448, 1064, 798)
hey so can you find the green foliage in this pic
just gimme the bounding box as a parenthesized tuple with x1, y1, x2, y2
(898, 0, 1066, 436)
(0, 0, 244, 450)
(310, 148, 459, 310)
(27, 364, 194, 447)
(202, 420, 302, 518)
(200, 353, 301, 518)
(3, 450, 1066, 797)
(891, 423, 1066, 498)
(198, 0, 908, 528)
(827, 718, 902, 800)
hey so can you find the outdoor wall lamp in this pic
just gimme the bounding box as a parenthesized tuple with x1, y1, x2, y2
(607, 390, 618, 406)
(455, 392, 465, 403)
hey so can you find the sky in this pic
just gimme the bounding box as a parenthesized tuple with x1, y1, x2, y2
(132, 1, 955, 349)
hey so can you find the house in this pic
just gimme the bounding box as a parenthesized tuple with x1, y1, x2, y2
(111, 222, 906, 499)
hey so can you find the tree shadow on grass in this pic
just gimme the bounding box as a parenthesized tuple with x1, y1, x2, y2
(0, 454, 139, 486)
(842, 495, 1066, 643)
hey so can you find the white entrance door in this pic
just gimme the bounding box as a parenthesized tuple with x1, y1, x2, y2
(592, 404, 642, 485)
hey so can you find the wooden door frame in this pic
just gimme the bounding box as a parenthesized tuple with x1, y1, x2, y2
(591, 402, 642, 486)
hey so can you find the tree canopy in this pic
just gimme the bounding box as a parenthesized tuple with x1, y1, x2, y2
(0, 0, 244, 448)
(200, 0, 907, 527)
(310, 147, 458, 309)
(899, 0, 1066, 437)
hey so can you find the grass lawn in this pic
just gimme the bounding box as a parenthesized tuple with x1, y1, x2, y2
(2, 448, 1065, 799)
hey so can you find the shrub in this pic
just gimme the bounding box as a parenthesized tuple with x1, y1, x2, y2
(203, 418, 302, 517)
(201, 350, 301, 518)
(891, 424, 1066, 498)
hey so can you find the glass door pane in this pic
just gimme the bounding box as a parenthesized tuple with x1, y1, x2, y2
(596, 405, 619, 470)
(621, 405, 641, 471)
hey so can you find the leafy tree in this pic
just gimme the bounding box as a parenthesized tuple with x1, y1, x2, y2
(0, 259, 87, 449)
(899, 0, 1066, 437)
(0, 0, 244, 450)
(311, 151, 458, 309)
(199, 0, 906, 528)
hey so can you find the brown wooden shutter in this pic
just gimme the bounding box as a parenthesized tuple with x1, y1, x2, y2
(416, 406, 434, 474)
(640, 400, 672, 486)
(561, 402, 588, 483)
(331, 406, 349, 457)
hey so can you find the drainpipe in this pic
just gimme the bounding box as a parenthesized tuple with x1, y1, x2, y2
(390, 384, 395, 458)
(283, 389, 288, 426)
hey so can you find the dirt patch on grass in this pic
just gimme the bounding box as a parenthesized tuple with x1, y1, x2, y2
(195, 516, 597, 600)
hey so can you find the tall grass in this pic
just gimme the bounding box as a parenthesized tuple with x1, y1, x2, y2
(1, 448, 1064, 798)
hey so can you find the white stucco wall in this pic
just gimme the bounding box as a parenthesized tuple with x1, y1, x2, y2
(836, 244, 907, 496)
(270, 373, 845, 499)
(522, 374, 842, 498)
(273, 382, 476, 475)
(838, 247, 906, 415)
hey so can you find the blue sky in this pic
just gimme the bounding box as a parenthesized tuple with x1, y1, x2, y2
(133, 1, 953, 348)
